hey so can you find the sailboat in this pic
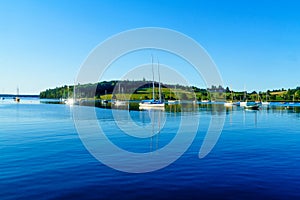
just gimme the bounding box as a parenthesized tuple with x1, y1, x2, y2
(139, 57, 165, 110)
(262, 92, 270, 106)
(244, 104, 260, 110)
(239, 87, 247, 107)
(289, 95, 295, 105)
(112, 84, 128, 107)
(244, 102, 260, 110)
(167, 86, 180, 105)
(224, 88, 234, 107)
(14, 87, 20, 102)
(255, 93, 262, 105)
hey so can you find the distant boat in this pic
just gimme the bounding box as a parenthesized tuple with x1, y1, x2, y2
(167, 86, 181, 105)
(201, 99, 210, 103)
(139, 56, 165, 110)
(289, 95, 295, 105)
(239, 87, 247, 107)
(139, 99, 165, 110)
(112, 84, 128, 107)
(113, 100, 128, 106)
(244, 102, 260, 110)
(167, 100, 180, 105)
(262, 93, 270, 106)
(240, 101, 247, 107)
(224, 101, 234, 107)
(101, 100, 108, 104)
(244, 105, 260, 110)
(255, 93, 262, 106)
(14, 87, 20, 102)
(261, 101, 270, 106)
(224, 87, 234, 107)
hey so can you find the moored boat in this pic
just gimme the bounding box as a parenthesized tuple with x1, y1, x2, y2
(240, 101, 247, 107)
(224, 101, 233, 107)
(139, 100, 165, 110)
(139, 56, 165, 110)
(244, 102, 260, 110)
(262, 101, 270, 106)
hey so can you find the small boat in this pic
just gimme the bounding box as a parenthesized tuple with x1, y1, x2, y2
(224, 101, 233, 107)
(240, 101, 247, 107)
(262, 93, 270, 106)
(233, 101, 240, 106)
(113, 100, 128, 106)
(201, 99, 210, 103)
(239, 87, 247, 107)
(112, 84, 128, 107)
(139, 56, 165, 110)
(14, 87, 20, 103)
(244, 102, 260, 110)
(261, 101, 270, 106)
(139, 99, 165, 110)
(14, 97, 20, 102)
(289, 95, 295, 105)
(244, 105, 260, 110)
(167, 100, 180, 105)
(224, 87, 234, 107)
(255, 94, 262, 105)
(102, 100, 108, 104)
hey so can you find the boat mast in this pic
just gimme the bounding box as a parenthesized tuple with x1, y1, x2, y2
(230, 86, 233, 102)
(158, 59, 161, 102)
(17, 86, 19, 97)
(73, 80, 76, 102)
(244, 91, 246, 101)
(151, 55, 155, 101)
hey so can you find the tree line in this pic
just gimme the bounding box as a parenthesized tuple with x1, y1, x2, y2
(40, 81, 300, 102)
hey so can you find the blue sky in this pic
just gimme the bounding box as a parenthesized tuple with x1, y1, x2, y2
(1, 0, 300, 94)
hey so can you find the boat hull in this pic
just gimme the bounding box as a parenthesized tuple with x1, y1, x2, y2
(224, 102, 233, 107)
(240, 102, 247, 107)
(244, 105, 260, 110)
(139, 102, 165, 110)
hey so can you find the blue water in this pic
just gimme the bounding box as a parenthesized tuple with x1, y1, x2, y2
(1, 99, 300, 199)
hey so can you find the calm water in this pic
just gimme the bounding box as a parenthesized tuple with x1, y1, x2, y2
(1, 98, 300, 199)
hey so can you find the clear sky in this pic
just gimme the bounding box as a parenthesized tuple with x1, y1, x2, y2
(1, 0, 300, 94)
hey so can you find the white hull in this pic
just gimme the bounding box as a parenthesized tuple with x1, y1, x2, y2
(240, 102, 247, 107)
(224, 102, 233, 107)
(201, 100, 210, 103)
(262, 102, 270, 106)
(113, 100, 128, 106)
(167, 100, 180, 105)
(139, 102, 165, 110)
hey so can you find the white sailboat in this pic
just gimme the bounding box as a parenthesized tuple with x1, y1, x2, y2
(289, 95, 295, 105)
(224, 88, 234, 107)
(112, 84, 128, 107)
(224, 101, 233, 107)
(139, 57, 165, 110)
(262, 92, 270, 106)
(167, 85, 180, 105)
(240, 88, 247, 107)
(14, 87, 20, 102)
